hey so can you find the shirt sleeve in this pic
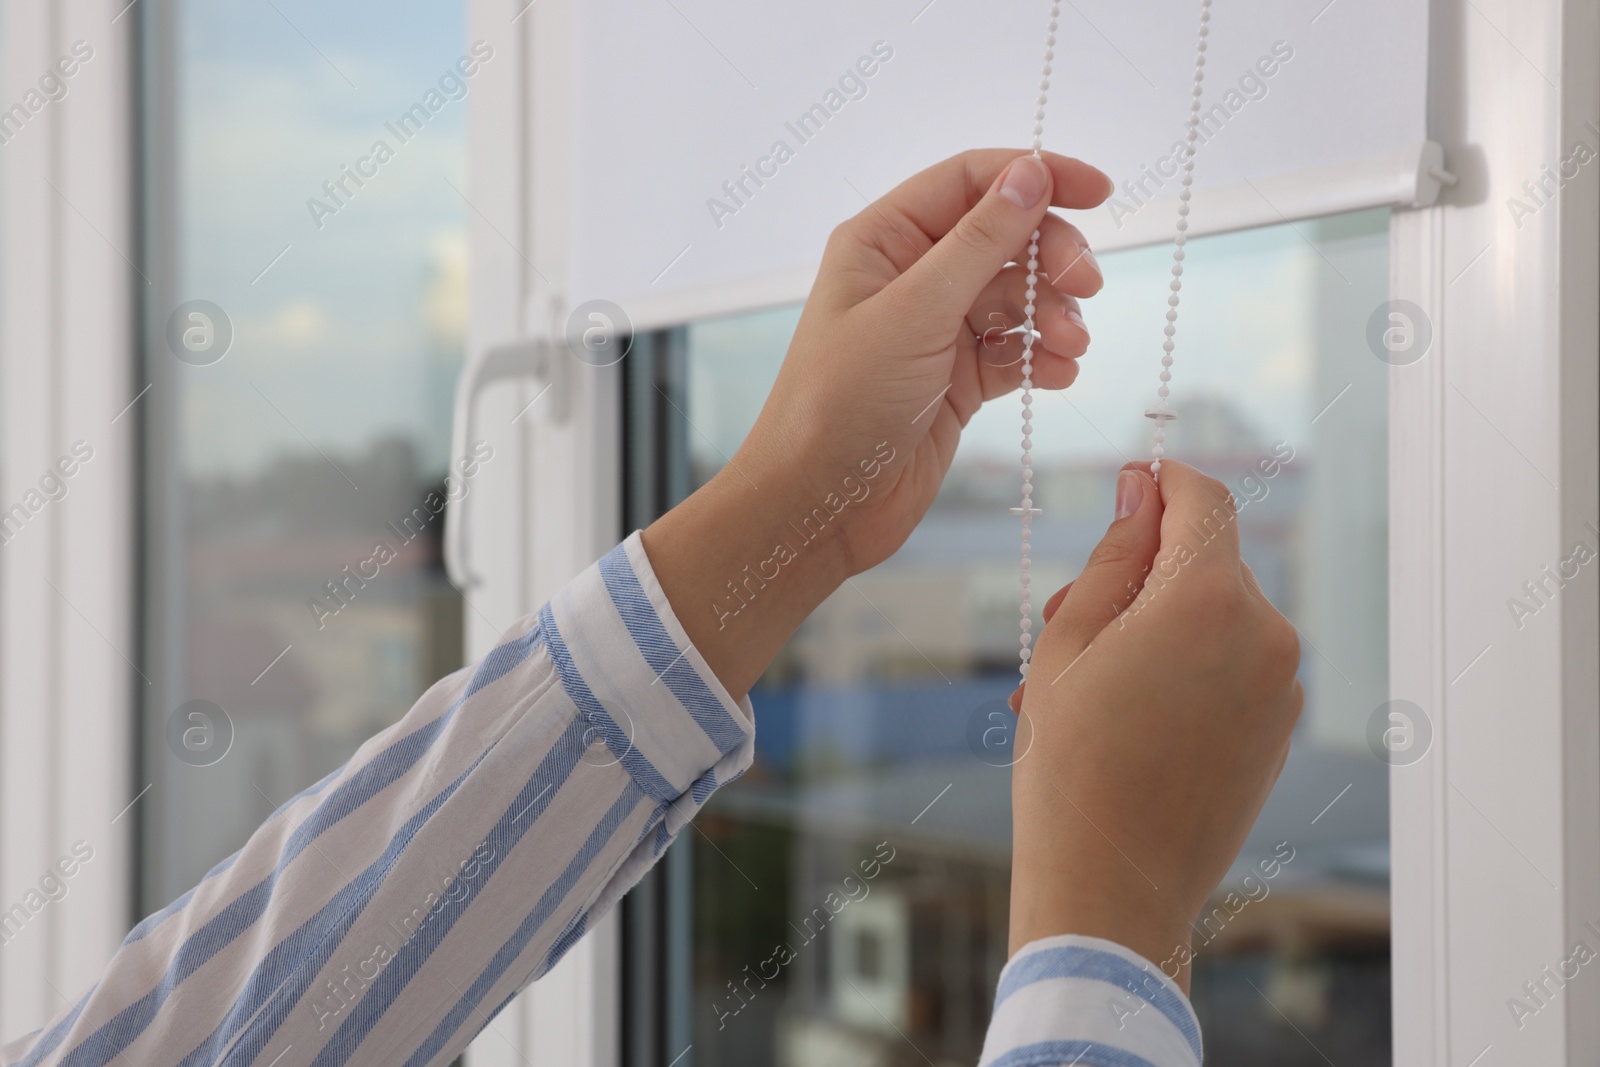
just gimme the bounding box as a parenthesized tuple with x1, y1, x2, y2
(1, 532, 754, 1067)
(978, 934, 1204, 1067)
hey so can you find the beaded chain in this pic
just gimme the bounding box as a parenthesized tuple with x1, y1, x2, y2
(1015, 0, 1212, 679)
(1010, 0, 1059, 680)
(1146, 0, 1212, 479)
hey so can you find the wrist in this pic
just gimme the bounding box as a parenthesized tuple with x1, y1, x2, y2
(738, 418, 905, 578)
(706, 457, 857, 610)
(1009, 790, 1199, 991)
(642, 456, 850, 701)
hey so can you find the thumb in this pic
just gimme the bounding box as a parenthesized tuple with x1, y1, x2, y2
(1042, 465, 1164, 664)
(884, 154, 1053, 327)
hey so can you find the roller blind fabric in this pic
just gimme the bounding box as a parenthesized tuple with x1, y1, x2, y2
(566, 0, 1430, 329)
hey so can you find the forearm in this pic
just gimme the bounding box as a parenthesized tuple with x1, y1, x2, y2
(4, 537, 755, 1067)
(643, 456, 851, 702)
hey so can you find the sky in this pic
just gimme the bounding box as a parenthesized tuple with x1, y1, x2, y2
(169, 0, 471, 477)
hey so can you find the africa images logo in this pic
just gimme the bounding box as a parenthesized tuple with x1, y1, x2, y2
(1366, 699, 1431, 766)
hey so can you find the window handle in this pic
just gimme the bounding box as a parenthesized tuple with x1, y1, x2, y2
(444, 334, 569, 590)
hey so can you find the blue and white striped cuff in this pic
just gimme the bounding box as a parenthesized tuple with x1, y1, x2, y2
(544, 531, 755, 804)
(980, 935, 1203, 1067)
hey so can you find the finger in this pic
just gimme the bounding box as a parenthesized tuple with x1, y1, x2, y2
(1154, 460, 1242, 570)
(1041, 464, 1164, 663)
(878, 155, 1057, 329)
(1264, 687, 1302, 785)
(979, 342, 1082, 394)
(1009, 582, 1075, 712)
(1240, 559, 1267, 600)
(970, 338, 1080, 412)
(1043, 581, 1073, 622)
(966, 268, 1090, 362)
(961, 286, 1088, 417)
(1037, 214, 1103, 297)
(962, 334, 1080, 397)
(871, 148, 1113, 247)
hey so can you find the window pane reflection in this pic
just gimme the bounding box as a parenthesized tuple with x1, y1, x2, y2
(671, 210, 1390, 1066)
(138, 0, 468, 909)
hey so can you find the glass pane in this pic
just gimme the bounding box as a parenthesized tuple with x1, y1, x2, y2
(670, 210, 1390, 1066)
(137, 0, 469, 909)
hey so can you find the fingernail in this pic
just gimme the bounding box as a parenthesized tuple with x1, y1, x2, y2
(1007, 686, 1023, 713)
(999, 156, 1049, 209)
(1115, 470, 1143, 520)
(1079, 245, 1102, 281)
(1064, 301, 1088, 334)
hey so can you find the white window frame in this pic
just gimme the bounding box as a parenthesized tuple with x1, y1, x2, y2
(471, 0, 1600, 1064)
(457, 0, 624, 1062)
(0, 0, 1590, 1062)
(0, 0, 137, 1037)
(1388, 0, 1600, 1062)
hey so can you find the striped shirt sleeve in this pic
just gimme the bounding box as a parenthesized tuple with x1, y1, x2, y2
(0, 532, 755, 1067)
(978, 934, 1204, 1067)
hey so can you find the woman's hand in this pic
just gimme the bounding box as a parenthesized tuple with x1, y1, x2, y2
(646, 149, 1110, 700)
(1009, 461, 1305, 991)
(739, 148, 1111, 575)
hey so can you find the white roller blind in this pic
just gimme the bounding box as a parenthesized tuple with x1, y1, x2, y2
(567, 0, 1430, 329)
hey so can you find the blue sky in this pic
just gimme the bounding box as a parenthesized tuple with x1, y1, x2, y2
(171, 0, 470, 476)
